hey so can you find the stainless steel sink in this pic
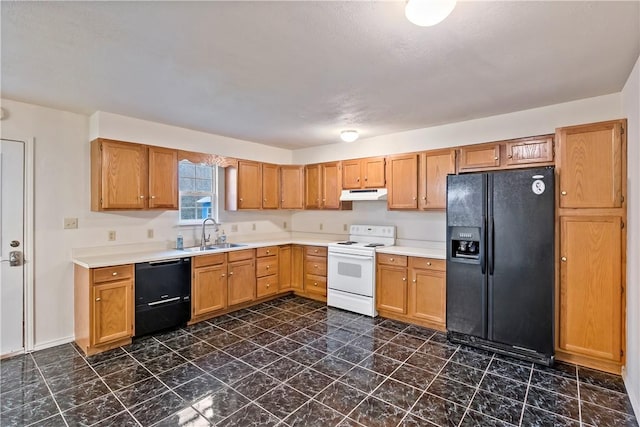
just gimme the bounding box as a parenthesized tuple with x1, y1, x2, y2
(181, 243, 247, 252)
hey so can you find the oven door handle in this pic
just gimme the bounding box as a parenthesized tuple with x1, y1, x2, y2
(328, 252, 373, 260)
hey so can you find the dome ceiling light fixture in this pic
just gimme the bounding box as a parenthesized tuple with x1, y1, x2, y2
(405, 0, 457, 27)
(340, 130, 359, 143)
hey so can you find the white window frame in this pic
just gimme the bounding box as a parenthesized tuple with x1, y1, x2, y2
(178, 161, 219, 226)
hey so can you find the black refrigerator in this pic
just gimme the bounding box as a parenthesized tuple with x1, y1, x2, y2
(446, 166, 554, 365)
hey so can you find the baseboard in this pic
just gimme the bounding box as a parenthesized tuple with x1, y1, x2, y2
(623, 367, 640, 418)
(32, 336, 75, 352)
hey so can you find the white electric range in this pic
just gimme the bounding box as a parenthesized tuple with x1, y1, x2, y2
(327, 225, 396, 316)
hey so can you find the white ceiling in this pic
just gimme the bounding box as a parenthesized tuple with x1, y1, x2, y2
(2, 1, 639, 149)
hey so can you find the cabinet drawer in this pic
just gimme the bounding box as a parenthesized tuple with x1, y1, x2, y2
(227, 249, 255, 262)
(377, 254, 407, 267)
(93, 265, 133, 284)
(305, 246, 327, 257)
(305, 256, 327, 276)
(256, 256, 278, 277)
(257, 275, 279, 298)
(193, 253, 226, 268)
(256, 246, 279, 258)
(409, 257, 445, 271)
(305, 274, 327, 296)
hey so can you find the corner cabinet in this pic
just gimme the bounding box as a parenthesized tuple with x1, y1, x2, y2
(74, 264, 134, 356)
(91, 139, 178, 211)
(555, 119, 627, 374)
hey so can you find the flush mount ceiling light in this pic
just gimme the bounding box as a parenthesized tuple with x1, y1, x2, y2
(405, 0, 457, 27)
(340, 130, 359, 142)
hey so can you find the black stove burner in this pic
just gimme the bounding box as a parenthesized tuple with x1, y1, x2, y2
(337, 241, 358, 245)
(364, 243, 385, 248)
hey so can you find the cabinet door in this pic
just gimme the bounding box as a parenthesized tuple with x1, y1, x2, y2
(458, 144, 500, 171)
(419, 150, 455, 210)
(559, 216, 622, 362)
(148, 146, 178, 209)
(291, 245, 304, 291)
(280, 166, 304, 209)
(558, 121, 624, 208)
(237, 161, 262, 209)
(342, 159, 362, 190)
(278, 245, 292, 291)
(363, 157, 386, 188)
(228, 259, 256, 306)
(304, 164, 321, 209)
(262, 163, 279, 209)
(92, 280, 133, 345)
(322, 162, 342, 209)
(386, 154, 418, 209)
(505, 137, 553, 166)
(376, 264, 407, 314)
(99, 140, 147, 209)
(409, 267, 446, 327)
(193, 264, 227, 317)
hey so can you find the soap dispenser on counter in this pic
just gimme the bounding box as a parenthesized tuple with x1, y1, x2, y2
(216, 230, 227, 244)
(176, 233, 184, 250)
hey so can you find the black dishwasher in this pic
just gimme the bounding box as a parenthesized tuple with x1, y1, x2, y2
(135, 258, 191, 337)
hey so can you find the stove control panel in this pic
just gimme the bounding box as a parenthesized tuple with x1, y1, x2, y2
(349, 225, 396, 239)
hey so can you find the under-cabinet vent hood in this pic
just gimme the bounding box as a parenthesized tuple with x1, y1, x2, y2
(339, 188, 388, 201)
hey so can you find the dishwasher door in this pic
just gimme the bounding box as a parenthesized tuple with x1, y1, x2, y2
(135, 258, 191, 337)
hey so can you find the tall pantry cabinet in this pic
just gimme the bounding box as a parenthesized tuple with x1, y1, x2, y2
(555, 119, 627, 374)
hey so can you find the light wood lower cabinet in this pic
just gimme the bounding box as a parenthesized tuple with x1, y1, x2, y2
(278, 245, 292, 291)
(256, 246, 279, 298)
(376, 255, 446, 331)
(558, 216, 623, 369)
(291, 245, 304, 292)
(228, 250, 256, 306)
(74, 264, 134, 356)
(296, 245, 328, 300)
(192, 253, 227, 319)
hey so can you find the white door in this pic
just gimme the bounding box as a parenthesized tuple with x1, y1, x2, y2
(0, 139, 25, 356)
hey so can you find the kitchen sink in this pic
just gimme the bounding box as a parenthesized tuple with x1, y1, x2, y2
(181, 243, 247, 252)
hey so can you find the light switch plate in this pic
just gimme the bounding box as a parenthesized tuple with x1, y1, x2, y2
(108, 230, 116, 241)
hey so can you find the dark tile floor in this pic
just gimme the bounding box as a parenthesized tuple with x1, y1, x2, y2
(1, 295, 638, 426)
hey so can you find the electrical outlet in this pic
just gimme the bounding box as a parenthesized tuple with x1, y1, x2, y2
(252, 223, 256, 231)
(231, 224, 238, 232)
(319, 223, 323, 230)
(283, 221, 287, 229)
(108, 230, 116, 241)
(343, 224, 347, 232)
(64, 218, 78, 229)
(147, 229, 154, 239)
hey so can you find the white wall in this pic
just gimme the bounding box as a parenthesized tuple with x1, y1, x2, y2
(622, 55, 640, 416)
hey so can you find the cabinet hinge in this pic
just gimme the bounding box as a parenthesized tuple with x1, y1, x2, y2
(99, 143, 103, 151)
(621, 220, 625, 229)
(621, 126, 625, 135)
(621, 349, 624, 357)
(621, 195, 625, 203)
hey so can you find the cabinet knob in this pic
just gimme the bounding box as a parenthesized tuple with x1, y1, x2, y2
(314, 282, 318, 286)
(356, 177, 360, 182)
(112, 272, 118, 276)
(266, 250, 270, 254)
(364, 177, 368, 181)
(427, 262, 431, 266)
(221, 273, 226, 277)
(402, 277, 406, 281)
(139, 195, 145, 199)
(494, 156, 499, 160)
(322, 198, 326, 202)
(95, 297, 101, 301)
(281, 199, 285, 203)
(507, 155, 513, 159)
(561, 257, 567, 262)
(561, 191, 567, 196)
(266, 265, 271, 270)
(412, 279, 416, 283)
(314, 249, 318, 253)
(389, 258, 394, 262)
(412, 197, 417, 200)
(229, 271, 234, 276)
(239, 198, 243, 202)
(422, 196, 427, 200)
(150, 195, 156, 199)
(314, 265, 318, 268)
(266, 283, 270, 288)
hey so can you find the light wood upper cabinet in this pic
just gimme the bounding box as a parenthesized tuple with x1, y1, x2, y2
(343, 157, 386, 189)
(148, 146, 178, 209)
(237, 160, 262, 209)
(458, 144, 501, 171)
(386, 154, 418, 209)
(557, 120, 625, 208)
(505, 136, 553, 166)
(280, 166, 304, 209)
(419, 149, 455, 210)
(304, 162, 351, 210)
(559, 216, 622, 363)
(262, 163, 279, 209)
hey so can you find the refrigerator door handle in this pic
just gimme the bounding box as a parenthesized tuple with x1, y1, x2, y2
(489, 217, 495, 275)
(480, 217, 486, 274)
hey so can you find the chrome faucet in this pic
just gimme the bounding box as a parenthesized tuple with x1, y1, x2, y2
(200, 217, 219, 250)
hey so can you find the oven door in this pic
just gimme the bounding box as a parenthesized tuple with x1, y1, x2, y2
(327, 250, 375, 297)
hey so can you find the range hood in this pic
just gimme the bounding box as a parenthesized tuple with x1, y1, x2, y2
(340, 188, 388, 201)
